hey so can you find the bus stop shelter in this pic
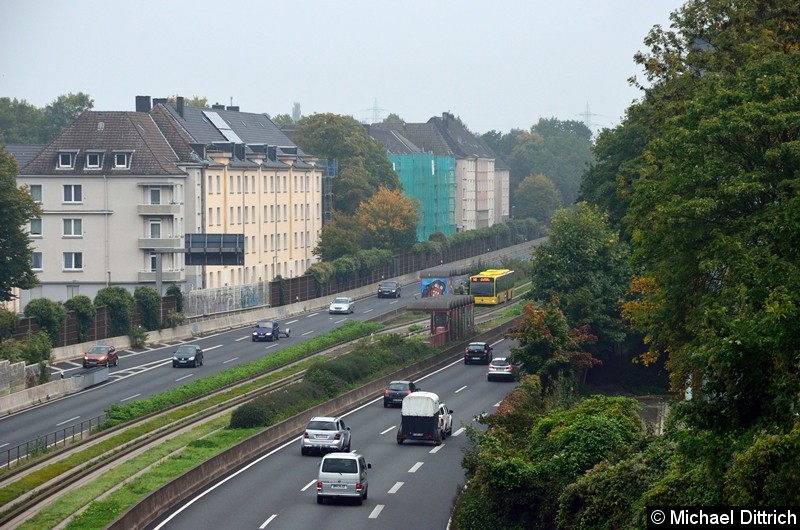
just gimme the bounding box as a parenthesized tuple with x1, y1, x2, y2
(405, 294, 475, 347)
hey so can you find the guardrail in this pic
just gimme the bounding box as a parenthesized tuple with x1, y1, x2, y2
(2, 413, 106, 469)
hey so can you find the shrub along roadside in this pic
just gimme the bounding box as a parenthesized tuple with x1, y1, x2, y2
(102, 321, 383, 428)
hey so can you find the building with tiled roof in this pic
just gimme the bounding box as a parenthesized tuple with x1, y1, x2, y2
(16, 111, 191, 305)
(369, 112, 509, 235)
(143, 96, 324, 288)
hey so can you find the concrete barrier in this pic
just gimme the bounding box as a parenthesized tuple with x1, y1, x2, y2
(0, 377, 80, 416)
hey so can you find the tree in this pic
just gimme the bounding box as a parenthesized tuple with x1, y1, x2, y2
(0, 308, 19, 341)
(624, 3, 800, 433)
(166, 283, 183, 313)
(381, 113, 405, 124)
(513, 173, 561, 223)
(94, 287, 135, 337)
(0, 148, 41, 302)
(24, 298, 67, 346)
(269, 113, 294, 127)
(43, 92, 93, 141)
(312, 212, 365, 262)
(506, 299, 599, 391)
(134, 286, 162, 331)
(530, 203, 632, 357)
(168, 95, 208, 108)
(292, 113, 401, 215)
(0, 97, 46, 143)
(354, 186, 419, 252)
(63, 295, 95, 344)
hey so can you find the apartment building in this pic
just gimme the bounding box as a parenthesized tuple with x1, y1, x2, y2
(145, 97, 323, 289)
(13, 98, 323, 308)
(369, 113, 509, 234)
(16, 111, 189, 306)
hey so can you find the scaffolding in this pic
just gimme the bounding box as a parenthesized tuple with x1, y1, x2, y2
(389, 153, 456, 241)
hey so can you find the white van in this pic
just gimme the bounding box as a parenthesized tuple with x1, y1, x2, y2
(316, 452, 371, 505)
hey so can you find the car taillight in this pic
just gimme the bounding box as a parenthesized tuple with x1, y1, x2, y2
(356, 483, 362, 492)
(406, 390, 411, 395)
(303, 432, 310, 439)
(316, 481, 323, 491)
(384, 389, 390, 396)
(334, 433, 341, 440)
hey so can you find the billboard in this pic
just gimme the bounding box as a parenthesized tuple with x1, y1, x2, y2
(184, 234, 244, 266)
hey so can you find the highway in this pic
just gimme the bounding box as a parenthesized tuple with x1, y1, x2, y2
(147, 339, 519, 530)
(0, 291, 411, 462)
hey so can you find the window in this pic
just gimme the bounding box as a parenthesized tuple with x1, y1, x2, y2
(216, 175, 221, 194)
(229, 207, 233, 224)
(30, 218, 42, 236)
(237, 206, 242, 224)
(29, 184, 42, 203)
(57, 151, 77, 169)
(150, 187, 161, 205)
(150, 253, 158, 272)
(32, 252, 42, 270)
(149, 219, 161, 239)
(113, 151, 131, 169)
(63, 184, 82, 203)
(85, 151, 103, 169)
(63, 252, 83, 270)
(216, 207, 221, 226)
(63, 218, 82, 237)
(244, 207, 249, 224)
(275, 175, 280, 193)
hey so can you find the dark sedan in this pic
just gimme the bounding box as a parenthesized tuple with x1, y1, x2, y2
(172, 345, 204, 368)
(383, 380, 418, 407)
(252, 321, 281, 342)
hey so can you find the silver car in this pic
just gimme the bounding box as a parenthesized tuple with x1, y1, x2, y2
(317, 452, 370, 505)
(328, 297, 355, 314)
(301, 416, 352, 455)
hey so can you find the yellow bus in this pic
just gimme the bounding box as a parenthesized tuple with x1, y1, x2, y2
(469, 269, 515, 305)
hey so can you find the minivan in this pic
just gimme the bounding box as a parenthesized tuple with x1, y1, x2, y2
(316, 452, 371, 505)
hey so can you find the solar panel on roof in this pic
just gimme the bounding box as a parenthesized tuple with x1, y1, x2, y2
(202, 111, 243, 143)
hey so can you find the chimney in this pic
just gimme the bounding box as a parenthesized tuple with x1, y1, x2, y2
(135, 96, 151, 112)
(153, 98, 167, 106)
(177, 96, 184, 118)
(212, 103, 225, 110)
(227, 106, 239, 112)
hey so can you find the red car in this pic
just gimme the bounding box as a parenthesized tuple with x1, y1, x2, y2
(83, 345, 118, 368)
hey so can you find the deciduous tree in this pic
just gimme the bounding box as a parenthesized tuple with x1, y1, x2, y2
(355, 186, 418, 252)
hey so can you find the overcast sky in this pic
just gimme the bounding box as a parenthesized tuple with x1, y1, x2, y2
(1, 0, 685, 136)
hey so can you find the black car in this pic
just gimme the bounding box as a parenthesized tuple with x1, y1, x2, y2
(383, 380, 418, 407)
(464, 342, 493, 365)
(377, 280, 402, 298)
(252, 320, 281, 342)
(172, 344, 203, 368)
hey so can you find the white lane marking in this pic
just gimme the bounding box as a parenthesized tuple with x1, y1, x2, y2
(301, 330, 315, 336)
(306, 313, 318, 318)
(363, 308, 374, 313)
(454, 385, 468, 393)
(56, 416, 80, 427)
(409, 462, 424, 473)
(494, 400, 503, 407)
(259, 514, 277, 528)
(334, 318, 348, 324)
(236, 336, 250, 341)
(453, 427, 466, 436)
(175, 374, 194, 382)
(380, 426, 395, 435)
(388, 482, 403, 494)
(120, 394, 141, 402)
(285, 319, 298, 325)
(430, 444, 444, 453)
(301, 479, 316, 492)
(0, 443, 10, 449)
(369, 505, 385, 519)
(223, 357, 239, 364)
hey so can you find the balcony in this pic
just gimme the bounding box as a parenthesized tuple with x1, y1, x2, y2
(137, 203, 181, 215)
(138, 270, 182, 282)
(138, 237, 183, 250)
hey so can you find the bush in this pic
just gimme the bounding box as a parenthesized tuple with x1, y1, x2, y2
(129, 324, 148, 349)
(24, 298, 67, 345)
(166, 283, 183, 312)
(0, 308, 19, 341)
(64, 295, 95, 343)
(163, 310, 186, 328)
(18, 331, 53, 365)
(94, 287, 135, 337)
(134, 286, 162, 331)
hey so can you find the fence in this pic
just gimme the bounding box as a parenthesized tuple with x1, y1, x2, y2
(183, 283, 269, 319)
(2, 413, 106, 468)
